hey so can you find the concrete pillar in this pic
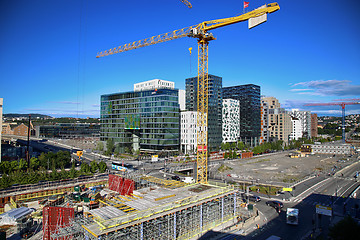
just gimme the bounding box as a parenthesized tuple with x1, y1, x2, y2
(173, 213, 176, 240)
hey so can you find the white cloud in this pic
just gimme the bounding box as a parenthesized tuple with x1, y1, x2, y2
(289, 88, 312, 92)
(290, 79, 360, 96)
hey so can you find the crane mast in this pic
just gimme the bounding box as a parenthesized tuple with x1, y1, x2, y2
(97, 3, 280, 184)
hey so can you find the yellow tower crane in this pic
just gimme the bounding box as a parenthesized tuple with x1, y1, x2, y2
(180, 0, 192, 9)
(97, 3, 280, 184)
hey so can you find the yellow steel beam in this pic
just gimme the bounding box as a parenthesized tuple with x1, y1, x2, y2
(155, 194, 176, 201)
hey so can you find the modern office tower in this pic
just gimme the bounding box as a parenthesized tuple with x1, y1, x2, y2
(134, 79, 175, 92)
(222, 99, 240, 143)
(101, 83, 180, 153)
(268, 108, 292, 144)
(180, 111, 197, 154)
(0, 98, 3, 162)
(288, 109, 312, 139)
(289, 117, 302, 141)
(311, 113, 318, 138)
(222, 84, 261, 147)
(185, 74, 223, 151)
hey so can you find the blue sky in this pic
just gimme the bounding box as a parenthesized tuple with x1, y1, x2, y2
(1, 0, 359, 118)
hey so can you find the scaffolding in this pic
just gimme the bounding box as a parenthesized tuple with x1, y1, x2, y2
(74, 184, 246, 240)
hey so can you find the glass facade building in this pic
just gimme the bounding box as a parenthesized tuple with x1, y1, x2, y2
(100, 88, 180, 153)
(185, 74, 222, 151)
(37, 123, 100, 139)
(222, 84, 261, 146)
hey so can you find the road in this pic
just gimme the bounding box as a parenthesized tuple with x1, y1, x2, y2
(233, 159, 360, 240)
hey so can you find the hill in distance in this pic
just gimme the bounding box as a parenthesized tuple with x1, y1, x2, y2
(4, 113, 53, 119)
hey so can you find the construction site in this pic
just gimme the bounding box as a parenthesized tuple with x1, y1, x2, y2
(0, 172, 254, 239)
(48, 175, 249, 240)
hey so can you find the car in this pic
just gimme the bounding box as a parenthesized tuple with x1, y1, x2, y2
(266, 200, 283, 209)
(171, 175, 181, 181)
(249, 195, 261, 202)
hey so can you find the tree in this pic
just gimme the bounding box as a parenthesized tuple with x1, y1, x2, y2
(96, 141, 104, 152)
(30, 157, 40, 171)
(80, 162, 90, 173)
(0, 161, 10, 174)
(38, 152, 48, 169)
(69, 162, 78, 179)
(98, 161, 108, 173)
(59, 167, 69, 179)
(18, 159, 29, 173)
(328, 215, 360, 240)
(27, 170, 39, 184)
(0, 174, 12, 189)
(114, 144, 121, 156)
(105, 139, 115, 156)
(55, 151, 71, 168)
(237, 141, 245, 150)
(9, 161, 18, 172)
(90, 161, 99, 173)
(50, 166, 60, 181)
(230, 142, 236, 150)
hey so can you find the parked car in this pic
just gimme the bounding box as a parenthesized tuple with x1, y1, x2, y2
(266, 200, 283, 209)
(171, 175, 181, 181)
(249, 195, 261, 202)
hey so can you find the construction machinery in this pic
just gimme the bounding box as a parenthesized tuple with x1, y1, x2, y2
(97, 3, 280, 184)
(305, 100, 360, 143)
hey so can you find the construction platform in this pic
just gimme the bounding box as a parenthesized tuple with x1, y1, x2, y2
(82, 183, 241, 240)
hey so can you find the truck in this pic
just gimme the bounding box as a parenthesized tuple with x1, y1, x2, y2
(286, 208, 299, 225)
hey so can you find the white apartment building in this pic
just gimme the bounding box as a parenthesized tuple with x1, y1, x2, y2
(222, 99, 240, 143)
(288, 109, 311, 139)
(290, 117, 302, 141)
(178, 89, 186, 111)
(134, 79, 174, 92)
(260, 99, 269, 144)
(180, 111, 197, 154)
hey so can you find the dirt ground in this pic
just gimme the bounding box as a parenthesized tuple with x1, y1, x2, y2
(209, 151, 355, 186)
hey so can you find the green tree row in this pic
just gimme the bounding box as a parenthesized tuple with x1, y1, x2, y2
(0, 151, 71, 174)
(0, 161, 108, 190)
(221, 141, 247, 151)
(0, 151, 108, 189)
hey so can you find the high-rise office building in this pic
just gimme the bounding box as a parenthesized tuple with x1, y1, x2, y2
(185, 74, 223, 151)
(101, 81, 180, 153)
(222, 84, 261, 146)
